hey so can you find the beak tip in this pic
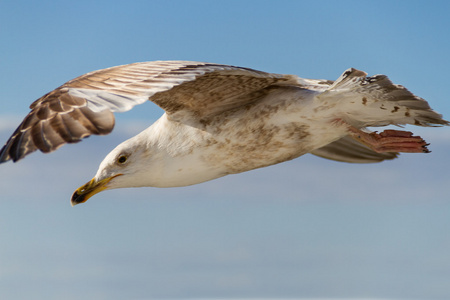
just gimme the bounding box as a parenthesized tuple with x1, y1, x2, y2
(70, 191, 85, 207)
(70, 175, 120, 206)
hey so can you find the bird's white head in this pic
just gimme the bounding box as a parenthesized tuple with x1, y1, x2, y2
(71, 134, 154, 206)
(70, 115, 225, 206)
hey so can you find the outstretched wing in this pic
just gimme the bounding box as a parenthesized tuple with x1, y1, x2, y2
(0, 61, 297, 163)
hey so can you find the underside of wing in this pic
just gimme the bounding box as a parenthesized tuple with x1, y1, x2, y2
(65, 61, 295, 116)
(310, 135, 399, 163)
(148, 66, 298, 120)
(0, 61, 296, 163)
(0, 90, 115, 163)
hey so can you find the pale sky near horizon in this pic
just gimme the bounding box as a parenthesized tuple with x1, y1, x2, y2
(1, 1, 450, 299)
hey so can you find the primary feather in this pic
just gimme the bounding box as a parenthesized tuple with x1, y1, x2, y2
(0, 61, 447, 204)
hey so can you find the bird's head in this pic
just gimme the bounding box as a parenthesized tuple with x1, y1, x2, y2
(71, 137, 150, 206)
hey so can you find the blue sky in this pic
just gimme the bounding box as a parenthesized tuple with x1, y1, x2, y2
(1, 1, 450, 299)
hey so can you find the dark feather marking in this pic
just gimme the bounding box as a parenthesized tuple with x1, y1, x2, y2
(50, 114, 73, 142)
(68, 109, 100, 134)
(11, 130, 37, 162)
(30, 122, 51, 152)
(60, 113, 90, 140)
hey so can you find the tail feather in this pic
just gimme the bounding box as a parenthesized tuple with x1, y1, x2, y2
(318, 68, 448, 128)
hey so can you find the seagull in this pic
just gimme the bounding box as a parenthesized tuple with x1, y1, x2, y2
(0, 61, 447, 206)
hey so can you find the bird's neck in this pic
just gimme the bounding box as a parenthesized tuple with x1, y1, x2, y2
(139, 116, 226, 188)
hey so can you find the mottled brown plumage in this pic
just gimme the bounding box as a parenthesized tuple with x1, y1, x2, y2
(0, 61, 447, 204)
(1, 61, 447, 165)
(1, 61, 297, 162)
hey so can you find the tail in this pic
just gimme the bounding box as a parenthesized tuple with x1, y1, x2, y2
(317, 68, 448, 128)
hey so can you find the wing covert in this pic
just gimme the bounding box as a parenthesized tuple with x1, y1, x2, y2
(0, 60, 294, 163)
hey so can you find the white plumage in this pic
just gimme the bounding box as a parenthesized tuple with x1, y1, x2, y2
(0, 61, 446, 205)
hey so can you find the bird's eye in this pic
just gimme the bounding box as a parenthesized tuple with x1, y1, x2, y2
(117, 155, 128, 164)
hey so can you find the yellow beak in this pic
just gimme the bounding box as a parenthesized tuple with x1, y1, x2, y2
(71, 174, 122, 206)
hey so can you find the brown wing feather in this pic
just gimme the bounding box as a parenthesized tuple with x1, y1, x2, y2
(0, 90, 114, 162)
(151, 72, 283, 119)
(0, 61, 292, 163)
(310, 135, 398, 163)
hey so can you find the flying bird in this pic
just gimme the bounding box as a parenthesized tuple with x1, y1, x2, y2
(0, 61, 447, 206)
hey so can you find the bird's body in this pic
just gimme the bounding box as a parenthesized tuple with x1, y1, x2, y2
(0, 61, 447, 205)
(122, 86, 346, 188)
(109, 89, 325, 188)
